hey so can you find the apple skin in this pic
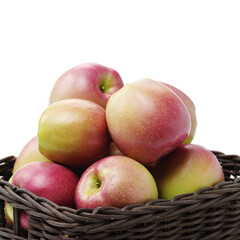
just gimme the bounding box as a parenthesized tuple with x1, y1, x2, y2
(13, 136, 52, 173)
(38, 98, 110, 167)
(152, 144, 225, 200)
(4, 202, 13, 229)
(106, 78, 191, 164)
(74, 155, 158, 209)
(49, 62, 124, 109)
(12, 161, 79, 230)
(161, 82, 197, 144)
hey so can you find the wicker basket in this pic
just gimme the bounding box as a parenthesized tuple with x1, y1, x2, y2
(0, 152, 240, 240)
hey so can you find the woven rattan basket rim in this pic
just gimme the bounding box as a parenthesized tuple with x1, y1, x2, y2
(0, 151, 240, 239)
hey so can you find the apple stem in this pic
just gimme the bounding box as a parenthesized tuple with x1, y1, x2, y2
(99, 82, 106, 93)
(96, 179, 101, 188)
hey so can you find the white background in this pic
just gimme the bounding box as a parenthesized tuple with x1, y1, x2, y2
(0, 0, 240, 158)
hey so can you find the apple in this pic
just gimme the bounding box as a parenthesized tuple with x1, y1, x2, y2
(13, 136, 51, 173)
(4, 202, 13, 229)
(38, 98, 110, 167)
(49, 62, 124, 109)
(161, 82, 197, 144)
(74, 155, 158, 209)
(12, 161, 79, 230)
(106, 78, 191, 164)
(152, 144, 225, 200)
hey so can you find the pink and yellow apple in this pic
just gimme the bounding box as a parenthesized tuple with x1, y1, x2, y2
(152, 144, 225, 200)
(162, 82, 197, 144)
(49, 62, 124, 109)
(38, 98, 110, 167)
(106, 78, 191, 164)
(12, 161, 79, 230)
(74, 155, 158, 209)
(13, 136, 51, 173)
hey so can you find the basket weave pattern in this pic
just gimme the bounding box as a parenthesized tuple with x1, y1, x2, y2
(0, 152, 240, 240)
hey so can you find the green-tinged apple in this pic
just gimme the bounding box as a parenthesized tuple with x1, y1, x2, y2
(106, 78, 191, 164)
(13, 136, 51, 173)
(74, 155, 158, 209)
(12, 161, 79, 230)
(152, 144, 225, 200)
(162, 82, 197, 144)
(49, 62, 124, 109)
(4, 202, 13, 229)
(38, 98, 110, 167)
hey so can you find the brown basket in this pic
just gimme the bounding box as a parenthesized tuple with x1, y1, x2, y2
(0, 152, 240, 240)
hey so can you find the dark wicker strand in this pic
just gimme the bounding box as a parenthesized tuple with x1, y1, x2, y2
(0, 153, 240, 239)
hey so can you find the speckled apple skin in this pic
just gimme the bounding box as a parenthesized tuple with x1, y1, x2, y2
(74, 156, 158, 209)
(152, 144, 225, 200)
(162, 82, 197, 144)
(13, 161, 79, 207)
(13, 136, 51, 173)
(106, 78, 191, 164)
(12, 161, 79, 230)
(38, 99, 110, 167)
(49, 63, 124, 109)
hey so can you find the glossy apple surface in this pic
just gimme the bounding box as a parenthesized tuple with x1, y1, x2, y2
(106, 78, 191, 164)
(38, 99, 110, 167)
(162, 82, 197, 144)
(13, 136, 51, 173)
(12, 161, 79, 230)
(74, 155, 158, 209)
(49, 62, 124, 109)
(152, 144, 225, 200)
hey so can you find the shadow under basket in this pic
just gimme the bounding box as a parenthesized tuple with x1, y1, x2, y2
(0, 152, 240, 240)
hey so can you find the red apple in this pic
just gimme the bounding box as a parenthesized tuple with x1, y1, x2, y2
(49, 62, 124, 109)
(12, 161, 79, 230)
(38, 98, 110, 167)
(162, 82, 197, 144)
(74, 155, 158, 209)
(106, 78, 191, 164)
(152, 144, 225, 200)
(13, 136, 51, 173)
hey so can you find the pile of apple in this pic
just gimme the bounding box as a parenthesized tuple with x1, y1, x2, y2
(6, 63, 225, 231)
